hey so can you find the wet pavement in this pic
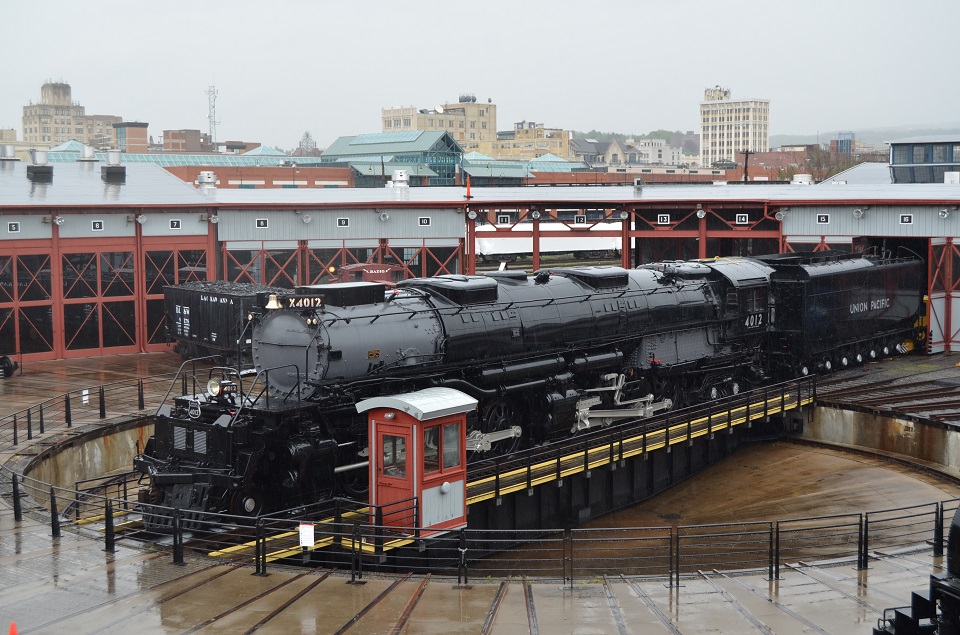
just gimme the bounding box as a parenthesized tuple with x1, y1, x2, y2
(1, 352, 958, 633)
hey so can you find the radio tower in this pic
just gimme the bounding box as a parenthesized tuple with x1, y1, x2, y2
(206, 85, 220, 145)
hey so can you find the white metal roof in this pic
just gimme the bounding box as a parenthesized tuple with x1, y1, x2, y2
(355, 387, 478, 420)
(210, 181, 960, 207)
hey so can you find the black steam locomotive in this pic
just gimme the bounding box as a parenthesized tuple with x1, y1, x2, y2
(134, 251, 925, 523)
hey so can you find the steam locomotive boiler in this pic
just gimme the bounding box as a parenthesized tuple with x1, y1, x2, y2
(134, 252, 925, 524)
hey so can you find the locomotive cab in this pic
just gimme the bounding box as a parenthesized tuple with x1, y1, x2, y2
(697, 258, 774, 341)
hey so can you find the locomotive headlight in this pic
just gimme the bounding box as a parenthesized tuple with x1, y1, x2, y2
(207, 378, 237, 398)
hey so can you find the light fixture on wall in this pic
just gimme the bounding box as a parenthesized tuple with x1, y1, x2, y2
(467, 210, 478, 219)
(619, 210, 629, 220)
(774, 210, 786, 221)
(852, 208, 864, 219)
(696, 204, 706, 219)
(301, 214, 312, 224)
(136, 214, 147, 225)
(378, 212, 390, 222)
(530, 210, 541, 220)
(939, 209, 950, 219)
(53, 216, 65, 226)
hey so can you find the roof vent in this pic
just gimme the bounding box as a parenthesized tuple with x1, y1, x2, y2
(387, 169, 409, 188)
(0, 145, 19, 161)
(27, 149, 52, 182)
(101, 151, 125, 183)
(78, 145, 97, 162)
(197, 170, 218, 196)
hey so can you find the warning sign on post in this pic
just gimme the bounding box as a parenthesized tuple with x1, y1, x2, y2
(299, 523, 315, 550)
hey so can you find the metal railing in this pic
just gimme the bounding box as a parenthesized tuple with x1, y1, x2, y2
(466, 377, 815, 503)
(3, 466, 955, 585)
(0, 374, 179, 451)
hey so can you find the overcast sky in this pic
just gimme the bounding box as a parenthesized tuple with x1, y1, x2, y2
(4, 0, 958, 150)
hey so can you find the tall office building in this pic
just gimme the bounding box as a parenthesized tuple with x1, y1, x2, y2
(22, 81, 121, 148)
(699, 86, 769, 167)
(381, 95, 497, 150)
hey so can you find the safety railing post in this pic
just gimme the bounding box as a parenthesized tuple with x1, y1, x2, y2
(65, 393, 72, 427)
(253, 520, 262, 575)
(104, 500, 115, 553)
(12, 413, 17, 446)
(39, 403, 44, 435)
(774, 521, 781, 580)
(672, 527, 679, 587)
(172, 508, 184, 565)
(767, 522, 774, 580)
(50, 487, 61, 538)
(27, 408, 32, 441)
(252, 519, 267, 576)
(12, 473, 22, 522)
(565, 528, 574, 588)
(138, 379, 145, 411)
(934, 503, 944, 558)
(863, 512, 870, 569)
(99, 386, 106, 419)
(457, 529, 469, 586)
(348, 524, 364, 584)
(494, 458, 501, 503)
(74, 483, 81, 521)
(374, 506, 384, 555)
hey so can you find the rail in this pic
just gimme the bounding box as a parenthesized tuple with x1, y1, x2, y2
(2, 465, 955, 584)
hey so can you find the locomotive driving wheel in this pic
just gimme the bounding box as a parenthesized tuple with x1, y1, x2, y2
(655, 378, 681, 409)
(229, 487, 265, 519)
(479, 397, 521, 457)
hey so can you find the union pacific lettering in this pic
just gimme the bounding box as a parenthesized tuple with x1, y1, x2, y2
(849, 298, 890, 314)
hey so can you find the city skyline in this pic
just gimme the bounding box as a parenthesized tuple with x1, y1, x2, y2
(3, 0, 958, 151)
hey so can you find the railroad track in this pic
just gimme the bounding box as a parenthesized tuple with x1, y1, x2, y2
(815, 354, 960, 425)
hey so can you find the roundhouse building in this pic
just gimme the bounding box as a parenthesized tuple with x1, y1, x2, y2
(2, 156, 960, 361)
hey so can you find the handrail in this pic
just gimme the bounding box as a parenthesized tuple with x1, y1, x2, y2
(154, 355, 223, 415)
(2, 465, 951, 583)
